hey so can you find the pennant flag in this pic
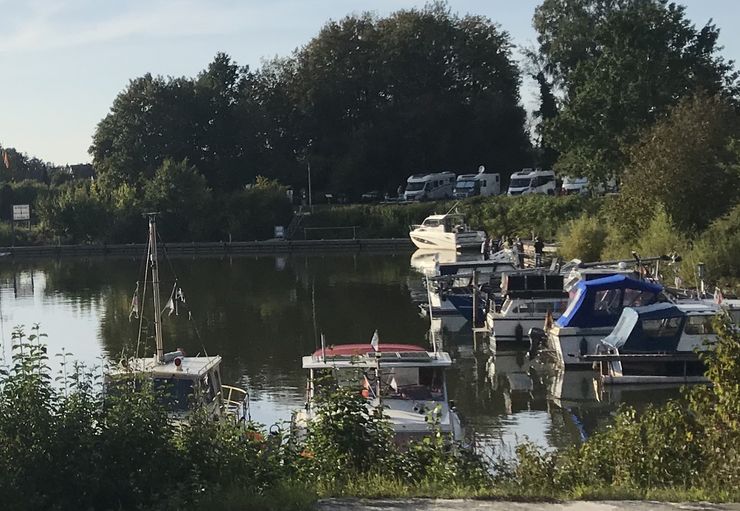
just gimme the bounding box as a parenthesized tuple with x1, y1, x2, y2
(162, 296, 175, 316)
(128, 293, 139, 321)
(390, 376, 398, 392)
(370, 329, 379, 352)
(2, 150, 9, 170)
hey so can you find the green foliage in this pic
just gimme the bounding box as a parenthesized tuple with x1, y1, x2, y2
(618, 93, 740, 234)
(557, 214, 608, 262)
(508, 315, 740, 498)
(680, 204, 740, 291)
(534, 0, 738, 184)
(37, 181, 108, 242)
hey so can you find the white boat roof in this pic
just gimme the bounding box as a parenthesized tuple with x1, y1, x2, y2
(302, 344, 453, 370)
(111, 355, 222, 379)
(424, 213, 464, 220)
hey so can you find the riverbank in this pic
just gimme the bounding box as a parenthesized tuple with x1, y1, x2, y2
(0, 238, 414, 258)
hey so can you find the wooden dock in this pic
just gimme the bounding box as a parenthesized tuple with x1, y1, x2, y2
(0, 238, 415, 259)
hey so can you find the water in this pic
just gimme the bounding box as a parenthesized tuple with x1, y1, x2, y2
(0, 253, 678, 453)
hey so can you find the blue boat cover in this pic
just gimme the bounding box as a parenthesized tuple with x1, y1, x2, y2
(556, 275, 662, 329)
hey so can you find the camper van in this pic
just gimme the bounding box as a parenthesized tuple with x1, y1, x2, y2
(404, 172, 456, 201)
(507, 169, 556, 196)
(453, 172, 501, 199)
(561, 176, 590, 195)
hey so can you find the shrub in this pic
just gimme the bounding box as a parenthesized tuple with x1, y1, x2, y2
(557, 214, 608, 262)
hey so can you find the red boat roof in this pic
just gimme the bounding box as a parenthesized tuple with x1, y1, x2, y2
(312, 343, 427, 357)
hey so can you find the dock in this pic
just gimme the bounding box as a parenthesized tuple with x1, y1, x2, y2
(0, 238, 415, 259)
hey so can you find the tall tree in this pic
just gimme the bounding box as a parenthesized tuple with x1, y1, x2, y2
(533, 0, 738, 184)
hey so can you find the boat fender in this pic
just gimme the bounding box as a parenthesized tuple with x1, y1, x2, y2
(579, 337, 588, 356)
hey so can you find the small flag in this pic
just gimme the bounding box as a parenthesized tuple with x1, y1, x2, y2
(2, 150, 9, 170)
(162, 296, 175, 316)
(128, 293, 139, 321)
(370, 329, 379, 352)
(714, 287, 724, 305)
(390, 376, 398, 392)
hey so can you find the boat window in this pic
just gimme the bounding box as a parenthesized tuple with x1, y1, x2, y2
(153, 377, 195, 412)
(378, 367, 444, 401)
(684, 315, 715, 335)
(642, 316, 682, 339)
(533, 301, 560, 314)
(593, 289, 622, 316)
(623, 288, 656, 307)
(422, 219, 440, 227)
(202, 374, 217, 402)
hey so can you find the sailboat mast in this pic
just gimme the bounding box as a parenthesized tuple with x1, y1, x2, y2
(148, 214, 164, 363)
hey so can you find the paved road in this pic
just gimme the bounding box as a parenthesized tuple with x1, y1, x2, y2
(318, 499, 740, 511)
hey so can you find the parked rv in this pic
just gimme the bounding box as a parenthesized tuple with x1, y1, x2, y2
(453, 172, 501, 199)
(507, 169, 556, 196)
(561, 176, 590, 195)
(404, 172, 456, 201)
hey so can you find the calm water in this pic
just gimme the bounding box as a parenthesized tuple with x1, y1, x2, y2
(0, 253, 678, 453)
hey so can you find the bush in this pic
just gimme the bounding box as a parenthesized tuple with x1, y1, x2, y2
(557, 214, 608, 262)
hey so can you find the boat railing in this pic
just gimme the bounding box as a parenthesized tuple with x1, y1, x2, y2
(222, 384, 250, 421)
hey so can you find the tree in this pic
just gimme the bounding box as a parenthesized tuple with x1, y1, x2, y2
(616, 93, 739, 234)
(533, 0, 738, 184)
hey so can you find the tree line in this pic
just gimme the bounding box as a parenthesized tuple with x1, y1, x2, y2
(0, 0, 737, 243)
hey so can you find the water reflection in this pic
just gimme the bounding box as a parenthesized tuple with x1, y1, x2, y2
(0, 253, 682, 452)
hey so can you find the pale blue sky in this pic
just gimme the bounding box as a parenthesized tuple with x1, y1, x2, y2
(1, 0, 737, 165)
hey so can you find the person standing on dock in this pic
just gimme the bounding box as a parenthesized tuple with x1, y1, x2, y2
(515, 237, 525, 269)
(534, 236, 544, 268)
(481, 235, 492, 260)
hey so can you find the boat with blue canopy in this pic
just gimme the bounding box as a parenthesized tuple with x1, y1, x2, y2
(546, 275, 664, 366)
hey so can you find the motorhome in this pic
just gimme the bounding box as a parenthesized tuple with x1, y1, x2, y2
(507, 169, 556, 196)
(561, 176, 590, 195)
(453, 172, 501, 199)
(404, 172, 456, 201)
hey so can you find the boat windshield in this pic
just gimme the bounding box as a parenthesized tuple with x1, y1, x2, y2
(406, 182, 425, 192)
(152, 377, 196, 411)
(509, 178, 531, 188)
(323, 366, 445, 402)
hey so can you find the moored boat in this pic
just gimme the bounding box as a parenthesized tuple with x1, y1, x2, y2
(293, 341, 464, 444)
(409, 212, 485, 250)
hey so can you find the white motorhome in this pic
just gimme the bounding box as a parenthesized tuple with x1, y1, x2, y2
(453, 172, 501, 199)
(404, 172, 456, 201)
(561, 176, 590, 195)
(507, 169, 556, 196)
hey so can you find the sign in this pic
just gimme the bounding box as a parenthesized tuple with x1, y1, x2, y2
(274, 226, 285, 239)
(12, 204, 30, 221)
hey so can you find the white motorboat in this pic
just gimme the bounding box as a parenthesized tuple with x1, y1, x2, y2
(107, 214, 248, 422)
(293, 342, 464, 444)
(486, 273, 568, 348)
(409, 213, 485, 250)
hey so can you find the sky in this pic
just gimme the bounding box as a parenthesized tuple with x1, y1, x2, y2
(1, 0, 738, 165)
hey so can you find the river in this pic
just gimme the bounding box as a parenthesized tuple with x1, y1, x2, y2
(0, 252, 677, 455)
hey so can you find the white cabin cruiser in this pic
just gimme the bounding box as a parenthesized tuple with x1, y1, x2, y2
(293, 343, 463, 444)
(486, 273, 568, 349)
(409, 213, 485, 250)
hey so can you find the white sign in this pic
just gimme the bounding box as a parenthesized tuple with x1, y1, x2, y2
(12, 204, 30, 221)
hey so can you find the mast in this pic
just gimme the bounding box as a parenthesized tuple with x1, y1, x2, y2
(148, 213, 164, 363)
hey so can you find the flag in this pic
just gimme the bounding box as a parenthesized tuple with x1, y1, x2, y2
(370, 329, 379, 352)
(714, 287, 724, 305)
(162, 296, 175, 316)
(390, 377, 398, 392)
(2, 150, 9, 170)
(128, 293, 139, 321)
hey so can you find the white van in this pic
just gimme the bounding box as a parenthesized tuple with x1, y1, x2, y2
(404, 172, 456, 201)
(507, 169, 556, 196)
(453, 173, 501, 199)
(561, 176, 590, 195)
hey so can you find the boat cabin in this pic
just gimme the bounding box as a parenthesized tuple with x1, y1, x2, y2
(557, 275, 663, 330)
(603, 302, 720, 353)
(415, 214, 467, 234)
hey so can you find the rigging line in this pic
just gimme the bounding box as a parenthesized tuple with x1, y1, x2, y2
(154, 231, 209, 357)
(135, 239, 152, 359)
